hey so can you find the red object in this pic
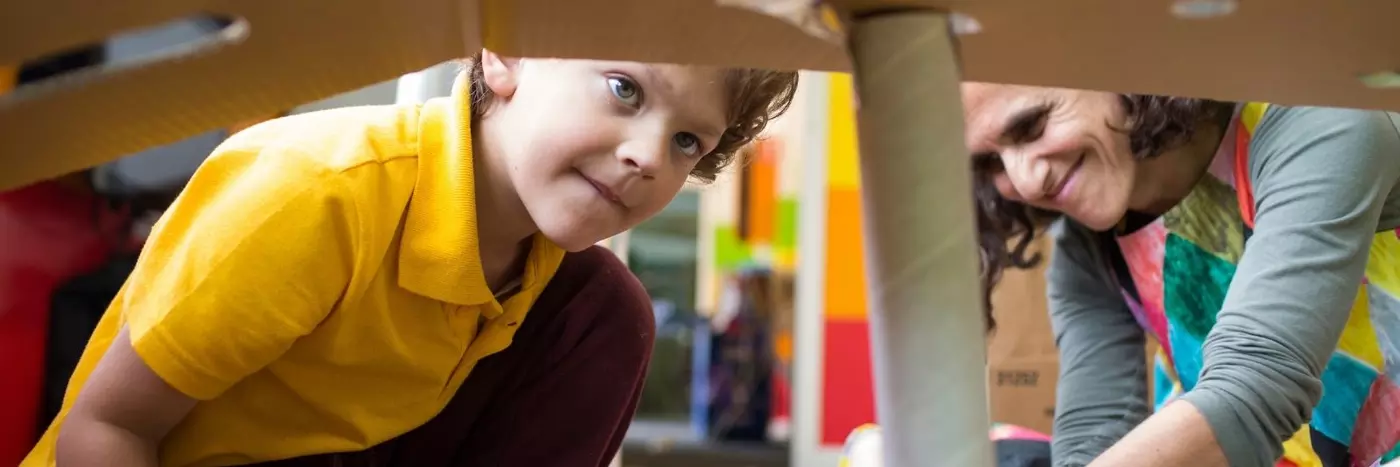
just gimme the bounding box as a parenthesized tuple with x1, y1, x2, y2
(821, 319, 876, 446)
(1233, 117, 1256, 229)
(0, 181, 122, 465)
(1350, 377, 1400, 466)
(769, 365, 792, 439)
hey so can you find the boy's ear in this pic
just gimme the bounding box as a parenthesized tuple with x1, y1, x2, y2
(480, 49, 521, 99)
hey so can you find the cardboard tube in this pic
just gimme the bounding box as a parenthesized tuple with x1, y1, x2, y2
(850, 11, 992, 467)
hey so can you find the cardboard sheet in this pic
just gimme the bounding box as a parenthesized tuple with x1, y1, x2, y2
(4, 1, 1400, 189)
(988, 359, 1058, 435)
(986, 235, 1058, 434)
(5, 1, 1400, 189)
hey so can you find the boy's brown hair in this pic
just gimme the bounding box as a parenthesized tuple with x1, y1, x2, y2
(466, 53, 799, 183)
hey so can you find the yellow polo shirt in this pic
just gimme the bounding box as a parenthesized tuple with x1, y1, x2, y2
(24, 79, 566, 466)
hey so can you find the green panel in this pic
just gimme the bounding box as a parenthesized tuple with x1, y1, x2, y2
(714, 225, 752, 270)
(776, 197, 799, 249)
(1163, 233, 1237, 339)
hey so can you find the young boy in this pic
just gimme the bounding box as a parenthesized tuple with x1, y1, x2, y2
(23, 50, 798, 466)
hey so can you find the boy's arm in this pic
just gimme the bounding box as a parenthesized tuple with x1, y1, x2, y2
(57, 328, 196, 466)
(55, 128, 368, 464)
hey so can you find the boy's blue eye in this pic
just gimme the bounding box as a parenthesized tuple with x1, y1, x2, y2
(675, 133, 701, 157)
(608, 76, 640, 106)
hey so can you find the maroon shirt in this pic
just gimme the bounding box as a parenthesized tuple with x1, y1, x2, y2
(255, 245, 655, 467)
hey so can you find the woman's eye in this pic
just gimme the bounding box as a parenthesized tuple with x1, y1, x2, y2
(1026, 115, 1048, 141)
(674, 133, 702, 157)
(608, 76, 640, 107)
(1019, 107, 1052, 143)
(972, 153, 1004, 173)
(1006, 104, 1054, 144)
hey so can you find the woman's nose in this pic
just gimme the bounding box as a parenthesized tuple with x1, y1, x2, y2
(1000, 150, 1053, 200)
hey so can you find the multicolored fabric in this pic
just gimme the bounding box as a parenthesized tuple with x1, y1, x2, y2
(1117, 103, 1400, 467)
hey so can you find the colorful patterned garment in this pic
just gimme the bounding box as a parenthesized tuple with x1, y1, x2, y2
(1117, 103, 1400, 467)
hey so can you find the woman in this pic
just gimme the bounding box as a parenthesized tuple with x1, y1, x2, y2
(969, 85, 1400, 467)
(841, 86, 1400, 467)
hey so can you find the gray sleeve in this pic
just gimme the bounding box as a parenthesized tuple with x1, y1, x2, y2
(1178, 106, 1400, 467)
(1046, 219, 1152, 467)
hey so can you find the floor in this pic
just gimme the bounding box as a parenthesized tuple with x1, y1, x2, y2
(623, 419, 788, 467)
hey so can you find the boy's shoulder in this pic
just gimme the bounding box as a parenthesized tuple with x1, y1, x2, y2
(545, 246, 655, 343)
(221, 103, 426, 174)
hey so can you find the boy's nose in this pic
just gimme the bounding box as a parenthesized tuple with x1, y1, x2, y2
(616, 136, 668, 179)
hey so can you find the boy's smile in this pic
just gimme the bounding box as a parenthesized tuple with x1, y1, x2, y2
(577, 169, 628, 209)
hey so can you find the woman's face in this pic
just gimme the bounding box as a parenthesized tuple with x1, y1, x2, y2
(962, 83, 1138, 231)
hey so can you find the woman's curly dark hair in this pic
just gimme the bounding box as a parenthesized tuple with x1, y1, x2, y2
(976, 94, 1234, 330)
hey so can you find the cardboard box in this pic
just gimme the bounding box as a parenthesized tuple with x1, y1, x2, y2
(988, 358, 1059, 434)
(985, 235, 1058, 434)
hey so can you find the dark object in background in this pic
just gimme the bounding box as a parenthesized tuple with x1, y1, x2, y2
(38, 253, 139, 433)
(994, 439, 1052, 467)
(16, 44, 106, 84)
(706, 269, 774, 443)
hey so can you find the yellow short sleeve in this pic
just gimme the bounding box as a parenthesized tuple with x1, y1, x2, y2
(124, 135, 362, 400)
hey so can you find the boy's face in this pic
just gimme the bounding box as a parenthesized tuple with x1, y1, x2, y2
(481, 54, 729, 251)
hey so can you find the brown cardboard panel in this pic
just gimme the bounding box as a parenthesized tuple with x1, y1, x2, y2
(985, 234, 1058, 434)
(948, 0, 1400, 112)
(0, 0, 845, 190)
(488, 0, 848, 71)
(6, 0, 1400, 189)
(986, 234, 1056, 363)
(987, 358, 1059, 435)
(1, 0, 472, 189)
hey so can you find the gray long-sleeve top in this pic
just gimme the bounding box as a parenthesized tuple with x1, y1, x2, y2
(1048, 106, 1400, 467)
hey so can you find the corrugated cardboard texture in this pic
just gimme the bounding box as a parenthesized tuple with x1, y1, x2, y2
(986, 235, 1057, 434)
(986, 236, 1056, 364)
(6, 1, 1400, 189)
(0, 0, 843, 190)
(1, 0, 470, 190)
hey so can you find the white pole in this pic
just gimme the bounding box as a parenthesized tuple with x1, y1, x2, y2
(790, 71, 843, 467)
(850, 11, 992, 467)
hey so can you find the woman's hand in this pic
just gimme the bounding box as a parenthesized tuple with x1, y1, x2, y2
(57, 326, 197, 466)
(1086, 400, 1228, 467)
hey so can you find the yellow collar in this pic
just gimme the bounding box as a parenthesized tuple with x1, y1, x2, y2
(398, 73, 565, 309)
